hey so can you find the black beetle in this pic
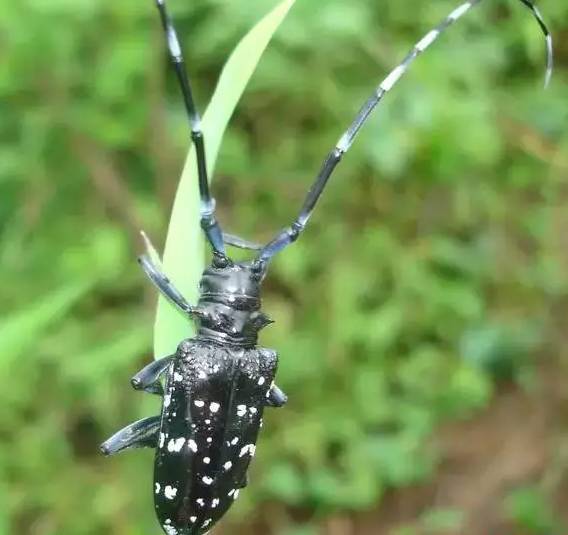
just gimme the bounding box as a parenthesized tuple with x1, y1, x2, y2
(101, 1, 552, 533)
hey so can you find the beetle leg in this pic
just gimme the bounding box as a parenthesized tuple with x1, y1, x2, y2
(100, 415, 161, 456)
(131, 355, 174, 396)
(266, 384, 288, 408)
(137, 230, 201, 316)
(138, 253, 202, 318)
(140, 382, 164, 396)
(223, 233, 262, 251)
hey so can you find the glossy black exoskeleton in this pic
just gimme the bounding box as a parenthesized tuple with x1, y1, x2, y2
(100, 0, 552, 533)
(102, 257, 286, 535)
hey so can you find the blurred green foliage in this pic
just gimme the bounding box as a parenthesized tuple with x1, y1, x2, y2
(504, 486, 564, 534)
(1, 0, 567, 534)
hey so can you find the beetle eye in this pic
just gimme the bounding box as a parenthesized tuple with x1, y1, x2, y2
(213, 253, 232, 269)
(250, 261, 266, 282)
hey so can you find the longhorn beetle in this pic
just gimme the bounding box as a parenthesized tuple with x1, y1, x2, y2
(100, 1, 553, 534)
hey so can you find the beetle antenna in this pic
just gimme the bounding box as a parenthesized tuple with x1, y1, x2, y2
(518, 0, 553, 88)
(154, 0, 227, 256)
(256, 0, 553, 264)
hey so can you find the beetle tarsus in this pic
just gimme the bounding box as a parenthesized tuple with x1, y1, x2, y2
(139, 255, 196, 315)
(100, 415, 161, 456)
(267, 384, 288, 408)
(131, 355, 174, 396)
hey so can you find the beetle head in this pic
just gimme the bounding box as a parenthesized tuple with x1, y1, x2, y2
(199, 258, 262, 308)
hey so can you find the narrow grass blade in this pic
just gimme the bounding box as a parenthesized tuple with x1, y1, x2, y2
(154, 0, 296, 358)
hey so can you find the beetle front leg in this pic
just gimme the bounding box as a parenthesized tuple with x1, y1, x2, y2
(131, 355, 174, 396)
(266, 384, 288, 408)
(100, 415, 161, 456)
(138, 254, 195, 315)
(138, 231, 199, 316)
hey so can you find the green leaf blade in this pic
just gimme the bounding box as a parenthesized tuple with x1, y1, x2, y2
(154, 0, 295, 359)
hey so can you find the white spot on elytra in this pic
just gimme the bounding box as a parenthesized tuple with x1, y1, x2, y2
(196, 498, 205, 507)
(224, 461, 232, 470)
(187, 439, 197, 452)
(231, 437, 239, 445)
(205, 419, 211, 424)
(203, 457, 211, 464)
(202, 476, 213, 485)
(210, 402, 220, 413)
(190, 516, 197, 523)
(159, 433, 166, 448)
(164, 485, 177, 500)
(202, 519, 212, 528)
(163, 394, 171, 408)
(173, 371, 183, 382)
(236, 404, 246, 417)
(212, 498, 220, 508)
(213, 364, 220, 372)
(155, 483, 161, 494)
(207, 437, 212, 443)
(239, 444, 256, 457)
(167, 437, 185, 452)
(249, 407, 258, 415)
(198, 370, 207, 379)
(258, 377, 266, 385)
(228, 489, 235, 497)
(163, 525, 177, 535)
(194, 399, 205, 408)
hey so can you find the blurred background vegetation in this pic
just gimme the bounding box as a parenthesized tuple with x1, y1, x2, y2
(1, 0, 567, 534)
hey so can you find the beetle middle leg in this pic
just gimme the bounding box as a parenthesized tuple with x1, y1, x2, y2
(266, 384, 288, 408)
(131, 355, 174, 396)
(100, 415, 161, 456)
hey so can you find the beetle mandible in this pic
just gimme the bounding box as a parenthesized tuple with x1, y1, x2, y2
(100, 1, 552, 534)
